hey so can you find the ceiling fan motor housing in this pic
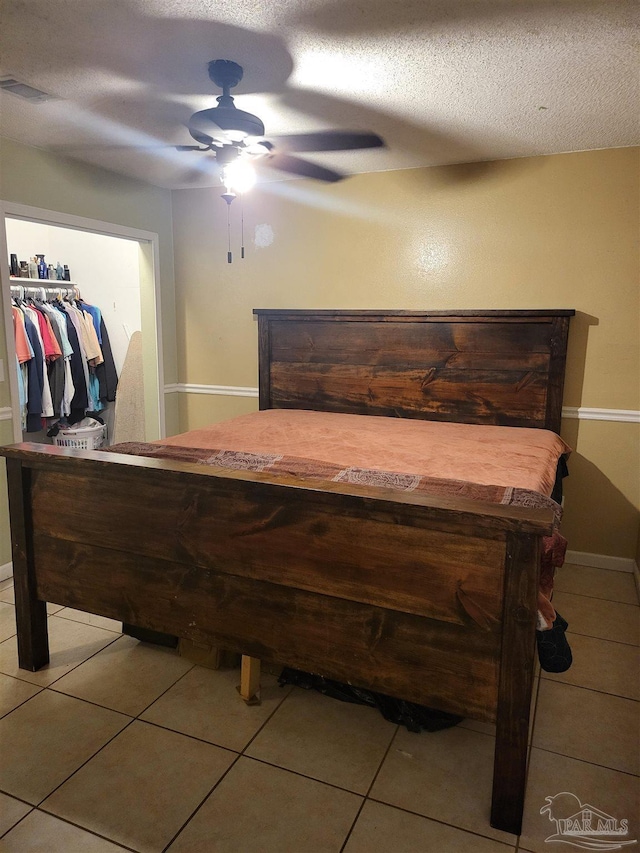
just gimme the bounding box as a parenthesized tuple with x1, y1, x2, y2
(189, 60, 265, 144)
(208, 60, 244, 92)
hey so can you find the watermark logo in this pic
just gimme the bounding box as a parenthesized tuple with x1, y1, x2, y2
(541, 792, 637, 850)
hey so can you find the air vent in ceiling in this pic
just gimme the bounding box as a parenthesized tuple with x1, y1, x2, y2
(0, 78, 55, 102)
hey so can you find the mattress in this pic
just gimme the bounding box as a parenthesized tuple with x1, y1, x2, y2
(159, 409, 571, 498)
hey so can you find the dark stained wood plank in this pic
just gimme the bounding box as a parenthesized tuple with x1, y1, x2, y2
(32, 535, 501, 721)
(491, 532, 540, 834)
(5, 459, 49, 671)
(30, 468, 507, 625)
(270, 362, 548, 425)
(257, 313, 271, 411)
(254, 309, 576, 318)
(545, 315, 572, 435)
(269, 320, 556, 362)
(273, 346, 550, 373)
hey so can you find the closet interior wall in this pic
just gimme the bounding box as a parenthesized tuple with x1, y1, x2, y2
(5, 218, 141, 444)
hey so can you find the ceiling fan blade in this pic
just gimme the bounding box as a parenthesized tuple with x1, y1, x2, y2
(265, 153, 345, 182)
(268, 131, 384, 153)
(50, 143, 187, 152)
(175, 144, 211, 152)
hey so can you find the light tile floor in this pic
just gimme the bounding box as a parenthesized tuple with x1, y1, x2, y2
(0, 566, 637, 852)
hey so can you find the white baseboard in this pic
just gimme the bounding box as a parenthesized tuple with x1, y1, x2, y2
(565, 550, 637, 573)
(0, 562, 12, 582)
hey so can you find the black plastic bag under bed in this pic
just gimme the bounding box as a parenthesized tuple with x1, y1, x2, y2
(277, 667, 464, 733)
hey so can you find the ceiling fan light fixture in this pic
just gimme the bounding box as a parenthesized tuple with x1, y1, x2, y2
(221, 158, 256, 194)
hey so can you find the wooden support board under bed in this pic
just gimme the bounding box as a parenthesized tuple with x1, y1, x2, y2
(1, 308, 574, 835)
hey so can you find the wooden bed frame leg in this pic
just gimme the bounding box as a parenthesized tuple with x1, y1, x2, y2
(490, 532, 539, 835)
(6, 460, 49, 672)
(237, 655, 261, 705)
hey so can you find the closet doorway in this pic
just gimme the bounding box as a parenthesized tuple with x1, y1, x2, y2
(0, 202, 164, 445)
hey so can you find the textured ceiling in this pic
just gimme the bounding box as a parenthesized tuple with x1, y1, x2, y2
(0, 0, 637, 189)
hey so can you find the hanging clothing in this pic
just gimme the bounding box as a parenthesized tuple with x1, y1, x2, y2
(12, 307, 33, 364)
(11, 289, 121, 435)
(82, 302, 103, 345)
(22, 313, 46, 432)
(45, 318, 66, 417)
(95, 318, 118, 403)
(22, 305, 54, 420)
(58, 306, 88, 419)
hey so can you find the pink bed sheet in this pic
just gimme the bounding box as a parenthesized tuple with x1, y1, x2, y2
(160, 409, 571, 498)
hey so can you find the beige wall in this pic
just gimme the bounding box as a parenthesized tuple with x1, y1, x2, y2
(0, 136, 180, 565)
(172, 147, 640, 559)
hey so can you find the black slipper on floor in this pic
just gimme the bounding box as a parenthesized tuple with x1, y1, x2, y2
(536, 612, 573, 673)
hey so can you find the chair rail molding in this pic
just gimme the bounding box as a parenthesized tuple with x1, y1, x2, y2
(561, 407, 640, 423)
(164, 383, 259, 398)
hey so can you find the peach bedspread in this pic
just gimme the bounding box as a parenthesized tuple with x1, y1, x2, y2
(161, 409, 570, 498)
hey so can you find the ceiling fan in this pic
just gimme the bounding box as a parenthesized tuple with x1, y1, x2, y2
(176, 59, 385, 189)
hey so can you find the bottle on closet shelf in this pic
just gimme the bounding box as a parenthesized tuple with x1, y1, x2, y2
(20, 261, 29, 278)
(36, 255, 47, 279)
(10, 253, 19, 277)
(47, 264, 56, 280)
(56, 261, 64, 280)
(28, 257, 38, 279)
(63, 264, 71, 281)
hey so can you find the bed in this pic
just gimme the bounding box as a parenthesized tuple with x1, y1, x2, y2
(0, 308, 574, 835)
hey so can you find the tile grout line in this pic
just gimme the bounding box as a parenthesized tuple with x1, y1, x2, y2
(161, 679, 410, 852)
(564, 631, 640, 648)
(46, 658, 197, 720)
(160, 752, 244, 853)
(339, 723, 400, 853)
(1, 659, 206, 851)
(362, 795, 520, 849)
(0, 684, 43, 721)
(530, 744, 640, 778)
(8, 808, 140, 853)
(0, 615, 123, 690)
(158, 673, 297, 853)
(6, 646, 199, 848)
(539, 675, 639, 702)
(229, 751, 404, 801)
(0, 795, 34, 843)
(554, 589, 640, 608)
(340, 676, 537, 850)
(51, 611, 124, 633)
(559, 628, 639, 647)
(34, 715, 138, 810)
(555, 589, 640, 606)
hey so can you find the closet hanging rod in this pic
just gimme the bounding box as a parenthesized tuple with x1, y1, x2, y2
(10, 283, 81, 301)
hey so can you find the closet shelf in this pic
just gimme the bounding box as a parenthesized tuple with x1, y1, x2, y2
(9, 277, 78, 286)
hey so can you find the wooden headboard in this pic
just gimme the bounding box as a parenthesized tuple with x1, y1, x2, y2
(254, 309, 574, 433)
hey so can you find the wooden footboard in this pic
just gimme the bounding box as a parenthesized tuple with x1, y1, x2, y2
(2, 442, 553, 835)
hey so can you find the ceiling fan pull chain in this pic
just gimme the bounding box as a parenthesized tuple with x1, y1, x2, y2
(241, 196, 245, 259)
(221, 190, 237, 263)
